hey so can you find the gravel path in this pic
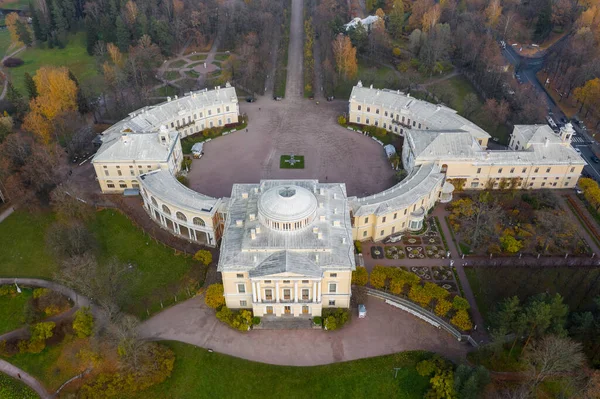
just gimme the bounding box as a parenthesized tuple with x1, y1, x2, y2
(285, 0, 304, 100)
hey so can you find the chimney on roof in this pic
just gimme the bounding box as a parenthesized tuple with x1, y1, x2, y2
(250, 229, 256, 240)
(544, 137, 549, 147)
(255, 226, 261, 234)
(342, 237, 347, 244)
(167, 96, 172, 102)
(317, 232, 323, 240)
(315, 254, 319, 263)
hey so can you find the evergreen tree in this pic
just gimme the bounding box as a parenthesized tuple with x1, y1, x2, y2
(51, 0, 68, 35)
(30, 5, 46, 42)
(67, 69, 90, 114)
(85, 19, 97, 55)
(116, 16, 130, 51)
(6, 82, 28, 119)
(15, 20, 32, 46)
(388, 0, 405, 39)
(24, 72, 38, 99)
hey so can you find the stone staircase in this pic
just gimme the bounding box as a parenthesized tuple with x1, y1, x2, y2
(254, 316, 315, 330)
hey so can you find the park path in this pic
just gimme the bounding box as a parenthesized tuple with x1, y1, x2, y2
(0, 359, 51, 399)
(284, 0, 304, 100)
(0, 45, 26, 100)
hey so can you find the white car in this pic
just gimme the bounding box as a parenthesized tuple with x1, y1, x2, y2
(575, 148, 582, 154)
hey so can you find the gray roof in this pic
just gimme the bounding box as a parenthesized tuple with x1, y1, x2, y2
(350, 85, 491, 140)
(249, 251, 322, 278)
(92, 131, 178, 163)
(138, 169, 220, 215)
(349, 163, 445, 217)
(218, 180, 355, 274)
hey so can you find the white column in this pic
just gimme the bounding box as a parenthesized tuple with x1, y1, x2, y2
(193, 230, 197, 241)
(313, 282, 317, 303)
(160, 215, 166, 226)
(317, 282, 322, 303)
(252, 281, 257, 303)
(256, 281, 261, 302)
(188, 228, 193, 240)
(275, 281, 280, 302)
(294, 281, 298, 303)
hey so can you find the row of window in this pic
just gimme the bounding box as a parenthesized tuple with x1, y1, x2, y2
(169, 106, 232, 129)
(356, 107, 423, 128)
(103, 164, 157, 177)
(106, 180, 139, 189)
(146, 196, 207, 226)
(237, 284, 337, 296)
(476, 166, 575, 174)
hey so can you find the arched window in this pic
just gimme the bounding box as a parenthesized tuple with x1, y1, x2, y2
(176, 211, 187, 222)
(151, 197, 158, 207)
(162, 205, 171, 215)
(119, 181, 127, 188)
(193, 217, 205, 226)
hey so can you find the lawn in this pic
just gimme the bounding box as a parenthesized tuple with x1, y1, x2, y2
(214, 53, 229, 61)
(6, 32, 98, 93)
(0, 287, 33, 335)
(0, 210, 199, 319)
(185, 70, 199, 78)
(0, 29, 13, 57)
(465, 266, 600, 321)
(280, 155, 304, 169)
(168, 59, 187, 69)
(162, 70, 180, 81)
(154, 85, 178, 97)
(0, 372, 39, 399)
(0, 211, 58, 278)
(429, 75, 476, 115)
(334, 60, 398, 99)
(188, 54, 207, 61)
(0, 0, 30, 9)
(130, 342, 432, 399)
(89, 210, 198, 318)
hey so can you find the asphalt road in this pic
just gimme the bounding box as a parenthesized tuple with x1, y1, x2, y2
(501, 43, 600, 182)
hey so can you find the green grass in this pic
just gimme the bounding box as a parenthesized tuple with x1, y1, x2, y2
(130, 342, 432, 399)
(280, 155, 305, 169)
(0, 211, 58, 278)
(0, 0, 30, 9)
(0, 210, 198, 319)
(429, 76, 476, 115)
(334, 60, 398, 99)
(6, 32, 98, 94)
(0, 287, 33, 335)
(187, 61, 204, 69)
(89, 210, 197, 318)
(168, 59, 187, 69)
(465, 266, 600, 322)
(188, 54, 207, 61)
(185, 70, 199, 78)
(0, 29, 13, 57)
(0, 372, 39, 399)
(214, 53, 229, 61)
(162, 70, 180, 81)
(154, 85, 177, 97)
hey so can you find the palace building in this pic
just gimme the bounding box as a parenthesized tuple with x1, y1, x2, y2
(217, 180, 355, 317)
(90, 83, 586, 315)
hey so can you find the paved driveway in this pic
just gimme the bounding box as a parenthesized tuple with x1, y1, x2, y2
(138, 296, 468, 366)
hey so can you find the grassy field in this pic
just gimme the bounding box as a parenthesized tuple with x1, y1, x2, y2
(130, 342, 432, 399)
(6, 32, 98, 93)
(162, 70, 180, 81)
(0, 372, 39, 399)
(154, 85, 178, 97)
(0, 211, 58, 278)
(0, 0, 30, 9)
(0, 287, 33, 335)
(0, 210, 198, 319)
(280, 155, 304, 169)
(334, 61, 398, 99)
(465, 266, 600, 321)
(0, 29, 13, 57)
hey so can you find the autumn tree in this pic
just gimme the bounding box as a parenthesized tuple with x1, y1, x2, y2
(388, 0, 405, 39)
(5, 13, 23, 47)
(193, 249, 212, 266)
(408, 0, 434, 31)
(483, 99, 509, 130)
(352, 266, 369, 286)
(73, 307, 94, 338)
(485, 0, 502, 27)
(205, 283, 225, 309)
(422, 4, 441, 33)
(574, 78, 600, 115)
(23, 66, 78, 144)
(332, 34, 358, 81)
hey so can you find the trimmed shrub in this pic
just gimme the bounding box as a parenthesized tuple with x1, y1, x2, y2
(450, 309, 473, 331)
(354, 240, 362, 254)
(216, 306, 253, 331)
(252, 316, 261, 325)
(312, 316, 322, 325)
(434, 299, 452, 317)
(3, 58, 23, 67)
(352, 266, 368, 286)
(194, 250, 212, 266)
(205, 283, 225, 309)
(408, 285, 432, 307)
(370, 265, 388, 289)
(452, 296, 470, 311)
(322, 308, 350, 331)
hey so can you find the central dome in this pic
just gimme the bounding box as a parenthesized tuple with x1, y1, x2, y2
(258, 185, 318, 231)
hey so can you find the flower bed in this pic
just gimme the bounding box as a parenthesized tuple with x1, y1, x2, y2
(405, 246, 426, 259)
(384, 245, 406, 259)
(402, 236, 422, 245)
(425, 245, 446, 259)
(431, 266, 454, 281)
(410, 266, 431, 280)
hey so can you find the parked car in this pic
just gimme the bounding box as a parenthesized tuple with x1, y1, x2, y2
(591, 155, 600, 163)
(575, 148, 582, 154)
(245, 96, 255, 103)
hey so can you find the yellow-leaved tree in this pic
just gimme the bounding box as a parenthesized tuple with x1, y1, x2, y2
(5, 12, 23, 47)
(23, 66, 78, 143)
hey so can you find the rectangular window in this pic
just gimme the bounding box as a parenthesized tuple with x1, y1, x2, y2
(119, 182, 127, 188)
(330, 273, 337, 278)
(363, 231, 367, 237)
(107, 183, 115, 188)
(418, 123, 421, 129)
(302, 280, 309, 284)
(226, 106, 230, 112)
(130, 170, 135, 176)
(570, 167, 575, 173)
(546, 168, 551, 173)
(283, 289, 291, 300)
(283, 280, 290, 284)
(188, 116, 191, 123)
(364, 217, 368, 224)
(392, 226, 396, 234)
(329, 300, 336, 306)
(404, 209, 407, 215)
(117, 170, 122, 176)
(541, 182, 546, 187)
(194, 113, 197, 119)
(208, 110, 212, 116)
(477, 168, 481, 174)
(356, 116, 361, 123)
(510, 168, 514, 173)
(382, 216, 386, 223)
(498, 168, 503, 173)
(393, 213, 397, 220)
(217, 108, 221, 113)
(264, 280, 272, 284)
(522, 168, 527, 173)
(535, 168, 539, 173)
(302, 289, 309, 300)
(380, 230, 384, 236)
(240, 300, 247, 307)
(265, 289, 273, 300)
(236, 273, 244, 278)
(329, 283, 337, 293)
(104, 170, 109, 176)
(237, 284, 245, 294)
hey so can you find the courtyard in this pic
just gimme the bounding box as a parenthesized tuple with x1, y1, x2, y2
(186, 99, 398, 198)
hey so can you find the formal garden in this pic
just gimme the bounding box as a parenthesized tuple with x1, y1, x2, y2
(280, 154, 305, 169)
(446, 190, 591, 257)
(180, 114, 248, 154)
(155, 51, 235, 97)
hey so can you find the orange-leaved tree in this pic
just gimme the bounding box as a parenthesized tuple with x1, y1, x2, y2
(5, 12, 22, 47)
(23, 66, 78, 143)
